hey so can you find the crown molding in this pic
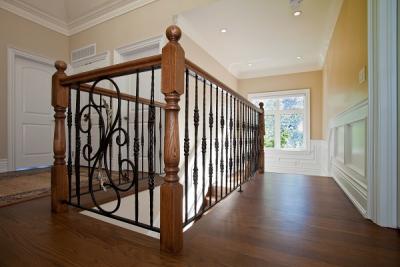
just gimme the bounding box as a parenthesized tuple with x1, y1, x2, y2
(0, 0, 157, 36)
(0, 0, 69, 35)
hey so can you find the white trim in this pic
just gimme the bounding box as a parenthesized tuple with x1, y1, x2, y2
(0, 0, 157, 36)
(0, 0, 69, 35)
(7, 47, 54, 172)
(264, 140, 328, 176)
(71, 51, 110, 69)
(0, 159, 8, 173)
(329, 99, 368, 218)
(248, 89, 311, 152)
(68, 0, 157, 36)
(367, 0, 398, 228)
(113, 35, 163, 64)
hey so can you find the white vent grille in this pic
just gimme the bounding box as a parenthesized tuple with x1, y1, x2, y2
(71, 44, 96, 63)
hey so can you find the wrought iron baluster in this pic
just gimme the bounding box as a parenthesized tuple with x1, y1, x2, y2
(159, 107, 162, 174)
(233, 97, 237, 189)
(193, 74, 199, 216)
(239, 101, 243, 192)
(134, 71, 140, 222)
(215, 86, 219, 202)
(126, 101, 130, 181)
(208, 83, 213, 207)
(148, 67, 155, 227)
(67, 88, 72, 202)
(141, 102, 144, 181)
(201, 78, 207, 212)
(225, 91, 228, 196)
(74, 86, 81, 205)
(229, 94, 233, 193)
(98, 94, 103, 191)
(109, 97, 113, 181)
(118, 98, 122, 185)
(220, 87, 224, 199)
(184, 68, 189, 222)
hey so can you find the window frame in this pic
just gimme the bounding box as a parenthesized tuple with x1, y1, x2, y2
(249, 89, 311, 152)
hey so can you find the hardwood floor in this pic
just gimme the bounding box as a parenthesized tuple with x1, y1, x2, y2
(0, 173, 399, 266)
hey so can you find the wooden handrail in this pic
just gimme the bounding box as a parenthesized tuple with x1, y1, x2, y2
(78, 84, 166, 109)
(185, 59, 262, 113)
(60, 55, 162, 86)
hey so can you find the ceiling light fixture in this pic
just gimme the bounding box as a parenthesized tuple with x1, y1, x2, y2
(289, 0, 303, 17)
(296, 56, 303, 60)
(248, 63, 253, 67)
(293, 10, 302, 16)
(220, 28, 227, 33)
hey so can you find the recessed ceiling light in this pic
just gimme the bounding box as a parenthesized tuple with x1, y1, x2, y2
(293, 11, 302, 16)
(220, 28, 227, 33)
(248, 63, 253, 67)
(296, 56, 303, 60)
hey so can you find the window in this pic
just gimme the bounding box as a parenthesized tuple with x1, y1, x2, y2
(249, 89, 310, 151)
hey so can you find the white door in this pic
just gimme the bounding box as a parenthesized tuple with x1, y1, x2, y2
(14, 55, 54, 170)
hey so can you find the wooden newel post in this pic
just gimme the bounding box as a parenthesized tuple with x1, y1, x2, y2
(258, 102, 265, 173)
(51, 60, 69, 213)
(160, 25, 184, 253)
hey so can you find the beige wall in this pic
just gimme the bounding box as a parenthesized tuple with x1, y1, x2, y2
(69, 0, 237, 90)
(0, 9, 69, 159)
(322, 0, 368, 138)
(238, 71, 323, 140)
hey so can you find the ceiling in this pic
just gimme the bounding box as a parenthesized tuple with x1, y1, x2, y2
(0, 0, 156, 35)
(177, 0, 343, 78)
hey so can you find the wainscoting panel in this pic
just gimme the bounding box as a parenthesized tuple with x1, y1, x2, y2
(265, 140, 328, 176)
(329, 99, 368, 217)
(0, 159, 8, 173)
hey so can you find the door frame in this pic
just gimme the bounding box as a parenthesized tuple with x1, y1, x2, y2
(7, 47, 55, 171)
(367, 0, 398, 227)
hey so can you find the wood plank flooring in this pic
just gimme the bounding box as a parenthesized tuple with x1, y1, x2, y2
(0, 173, 399, 266)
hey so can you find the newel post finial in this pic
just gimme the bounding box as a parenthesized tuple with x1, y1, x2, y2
(160, 25, 185, 254)
(258, 102, 265, 173)
(166, 25, 182, 42)
(51, 60, 69, 213)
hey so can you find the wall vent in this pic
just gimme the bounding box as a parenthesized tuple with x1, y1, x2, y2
(71, 44, 96, 63)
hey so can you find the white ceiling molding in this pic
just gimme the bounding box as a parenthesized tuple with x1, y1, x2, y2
(0, 0, 69, 35)
(0, 0, 157, 36)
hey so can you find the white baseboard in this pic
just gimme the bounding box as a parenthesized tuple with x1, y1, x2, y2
(332, 161, 367, 217)
(265, 140, 328, 177)
(0, 159, 8, 173)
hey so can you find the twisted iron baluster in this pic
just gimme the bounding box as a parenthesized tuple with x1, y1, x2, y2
(215, 86, 219, 202)
(184, 68, 189, 222)
(208, 83, 213, 207)
(193, 74, 199, 217)
(201, 78, 207, 212)
(148, 66, 155, 227)
(134, 72, 140, 222)
(74, 86, 81, 205)
(67, 88, 72, 202)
